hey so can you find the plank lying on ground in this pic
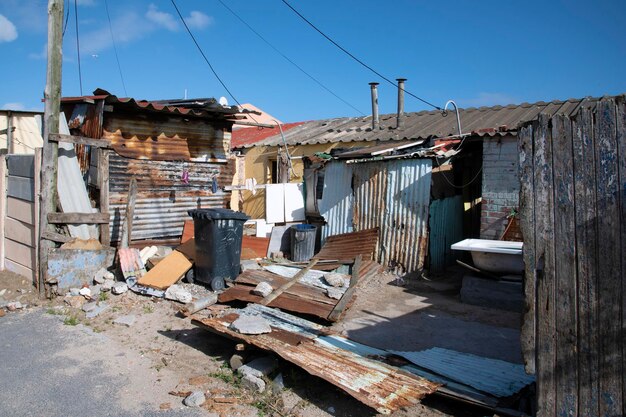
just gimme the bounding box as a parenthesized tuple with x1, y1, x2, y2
(328, 255, 361, 322)
(191, 305, 439, 414)
(261, 258, 319, 305)
(137, 250, 192, 290)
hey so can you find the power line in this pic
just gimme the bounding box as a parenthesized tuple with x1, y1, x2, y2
(216, 0, 365, 116)
(104, 0, 128, 96)
(74, 0, 83, 95)
(280, 0, 442, 111)
(170, 0, 246, 111)
(62, 0, 70, 36)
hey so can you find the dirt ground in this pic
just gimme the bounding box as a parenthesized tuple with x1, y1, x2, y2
(0, 267, 523, 417)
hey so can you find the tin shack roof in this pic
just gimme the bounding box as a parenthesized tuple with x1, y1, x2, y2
(235, 96, 605, 149)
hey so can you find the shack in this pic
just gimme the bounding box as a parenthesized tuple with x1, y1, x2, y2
(60, 89, 244, 245)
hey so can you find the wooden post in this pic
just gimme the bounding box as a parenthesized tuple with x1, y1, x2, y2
(0, 155, 6, 271)
(120, 177, 137, 248)
(38, 0, 64, 296)
(33, 148, 42, 289)
(6, 112, 12, 154)
(98, 149, 110, 245)
(328, 254, 362, 322)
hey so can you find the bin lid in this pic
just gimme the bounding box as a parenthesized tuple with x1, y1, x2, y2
(188, 208, 250, 221)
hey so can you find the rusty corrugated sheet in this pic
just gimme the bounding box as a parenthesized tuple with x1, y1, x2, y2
(429, 195, 464, 271)
(103, 113, 230, 162)
(192, 304, 440, 414)
(315, 229, 379, 263)
(108, 153, 233, 242)
(319, 159, 432, 273)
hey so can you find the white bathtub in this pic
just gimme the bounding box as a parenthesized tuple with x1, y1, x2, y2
(451, 239, 524, 274)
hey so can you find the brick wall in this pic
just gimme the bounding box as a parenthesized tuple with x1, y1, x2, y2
(480, 135, 520, 240)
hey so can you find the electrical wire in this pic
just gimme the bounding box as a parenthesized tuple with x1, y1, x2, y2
(216, 0, 365, 116)
(281, 0, 442, 111)
(62, 0, 70, 37)
(74, 0, 83, 95)
(104, 0, 128, 96)
(434, 155, 483, 189)
(170, 0, 253, 122)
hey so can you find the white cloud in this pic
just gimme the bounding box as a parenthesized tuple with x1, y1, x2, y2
(2, 102, 26, 111)
(185, 11, 213, 30)
(80, 11, 147, 54)
(29, 43, 47, 60)
(460, 92, 519, 108)
(146, 4, 178, 32)
(0, 14, 18, 43)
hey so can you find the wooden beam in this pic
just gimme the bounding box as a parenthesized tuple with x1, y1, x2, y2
(48, 133, 110, 148)
(41, 230, 72, 243)
(48, 212, 110, 224)
(0, 155, 6, 270)
(119, 177, 137, 248)
(33, 148, 42, 289)
(260, 258, 319, 306)
(98, 149, 110, 245)
(328, 255, 362, 322)
(39, 0, 64, 296)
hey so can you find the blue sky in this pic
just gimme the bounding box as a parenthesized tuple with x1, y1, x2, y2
(0, 0, 624, 122)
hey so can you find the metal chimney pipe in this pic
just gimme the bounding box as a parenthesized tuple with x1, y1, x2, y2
(369, 82, 380, 130)
(396, 78, 406, 129)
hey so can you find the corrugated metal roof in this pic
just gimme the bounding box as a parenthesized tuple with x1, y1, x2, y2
(231, 121, 304, 148)
(390, 348, 535, 398)
(239, 96, 605, 148)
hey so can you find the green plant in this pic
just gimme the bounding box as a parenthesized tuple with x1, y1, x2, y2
(143, 304, 154, 314)
(63, 315, 79, 326)
(99, 292, 108, 302)
(210, 370, 241, 388)
(46, 307, 64, 315)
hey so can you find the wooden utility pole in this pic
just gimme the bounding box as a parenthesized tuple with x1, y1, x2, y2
(38, 0, 64, 295)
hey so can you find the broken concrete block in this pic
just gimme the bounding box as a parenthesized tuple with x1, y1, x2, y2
(241, 373, 265, 393)
(69, 287, 81, 296)
(251, 282, 273, 297)
(240, 260, 261, 272)
(6, 301, 23, 311)
(183, 391, 206, 407)
(113, 315, 136, 327)
(238, 356, 279, 379)
(94, 268, 114, 284)
(326, 287, 343, 300)
(111, 282, 128, 295)
(229, 354, 246, 371)
(65, 295, 86, 309)
(79, 287, 92, 298)
(86, 303, 109, 319)
(101, 279, 114, 292)
(324, 273, 348, 288)
(229, 315, 271, 335)
(164, 284, 192, 304)
(82, 302, 97, 312)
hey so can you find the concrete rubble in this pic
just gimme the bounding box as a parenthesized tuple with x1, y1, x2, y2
(85, 303, 109, 319)
(228, 315, 272, 335)
(251, 281, 273, 297)
(113, 315, 136, 327)
(324, 272, 348, 288)
(93, 268, 114, 284)
(326, 287, 343, 300)
(111, 282, 128, 295)
(183, 391, 205, 407)
(164, 285, 192, 304)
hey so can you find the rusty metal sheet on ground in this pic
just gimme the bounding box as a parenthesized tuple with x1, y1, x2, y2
(191, 305, 439, 414)
(314, 228, 379, 270)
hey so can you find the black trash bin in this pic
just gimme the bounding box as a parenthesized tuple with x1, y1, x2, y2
(290, 224, 317, 262)
(188, 208, 249, 291)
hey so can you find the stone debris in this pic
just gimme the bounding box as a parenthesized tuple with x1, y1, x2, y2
(326, 287, 343, 300)
(89, 285, 101, 298)
(324, 272, 348, 288)
(79, 287, 91, 298)
(251, 282, 273, 297)
(183, 391, 206, 407)
(0, 289, 6, 296)
(229, 354, 245, 371)
(229, 315, 272, 335)
(65, 295, 86, 309)
(113, 314, 136, 327)
(94, 268, 115, 284)
(86, 303, 109, 319)
(241, 373, 265, 393)
(7, 301, 23, 311)
(238, 356, 279, 379)
(101, 279, 115, 292)
(271, 373, 284, 395)
(69, 288, 81, 296)
(111, 282, 128, 295)
(164, 285, 192, 304)
(82, 302, 97, 313)
(240, 260, 261, 272)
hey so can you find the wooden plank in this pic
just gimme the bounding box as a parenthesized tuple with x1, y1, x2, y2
(47, 212, 110, 224)
(572, 107, 599, 416)
(41, 230, 72, 243)
(533, 113, 556, 416)
(48, 133, 110, 148)
(6, 154, 34, 178)
(260, 258, 319, 306)
(551, 115, 578, 417)
(4, 259, 35, 282)
(328, 254, 361, 322)
(136, 250, 192, 290)
(181, 220, 194, 244)
(33, 147, 41, 289)
(7, 197, 35, 225)
(98, 149, 110, 246)
(5, 217, 35, 247)
(7, 175, 34, 202)
(5, 238, 36, 269)
(616, 96, 626, 417)
(595, 98, 623, 416)
(0, 155, 6, 270)
(119, 177, 137, 248)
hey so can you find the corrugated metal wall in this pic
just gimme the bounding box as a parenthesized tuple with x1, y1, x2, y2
(428, 195, 464, 271)
(319, 159, 432, 273)
(108, 153, 234, 242)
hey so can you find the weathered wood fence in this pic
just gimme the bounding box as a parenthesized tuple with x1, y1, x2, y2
(519, 97, 625, 417)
